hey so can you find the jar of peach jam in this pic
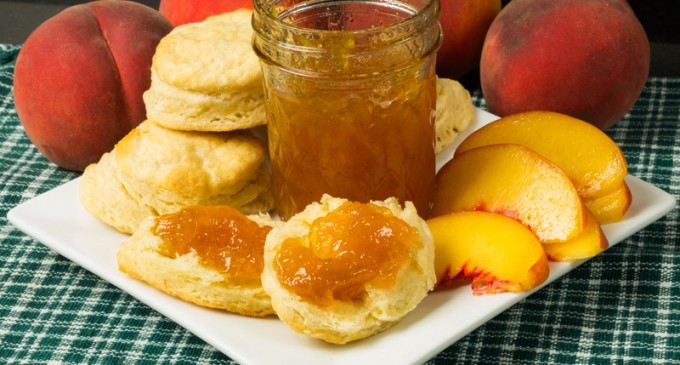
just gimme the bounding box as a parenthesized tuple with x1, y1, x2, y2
(253, 0, 442, 220)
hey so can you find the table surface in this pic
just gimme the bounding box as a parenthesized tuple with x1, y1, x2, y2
(1, 39, 679, 364)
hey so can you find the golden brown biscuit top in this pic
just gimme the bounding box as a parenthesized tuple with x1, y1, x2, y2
(152, 9, 261, 93)
(115, 120, 265, 197)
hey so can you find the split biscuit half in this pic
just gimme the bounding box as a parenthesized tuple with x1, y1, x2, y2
(261, 195, 436, 344)
(118, 209, 279, 317)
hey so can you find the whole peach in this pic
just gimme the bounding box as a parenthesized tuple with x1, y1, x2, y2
(14, 0, 173, 171)
(436, 0, 501, 79)
(480, 0, 649, 129)
(159, 0, 253, 26)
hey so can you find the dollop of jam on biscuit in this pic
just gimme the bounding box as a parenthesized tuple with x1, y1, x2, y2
(153, 206, 271, 285)
(274, 202, 417, 307)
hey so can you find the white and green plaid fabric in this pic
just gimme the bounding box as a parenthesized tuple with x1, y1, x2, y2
(1, 43, 678, 364)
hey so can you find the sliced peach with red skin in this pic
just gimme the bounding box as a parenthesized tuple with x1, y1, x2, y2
(432, 143, 585, 243)
(456, 111, 628, 199)
(427, 211, 549, 294)
(583, 181, 632, 224)
(543, 209, 609, 261)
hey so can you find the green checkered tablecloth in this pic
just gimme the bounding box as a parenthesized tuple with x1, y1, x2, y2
(1, 42, 678, 364)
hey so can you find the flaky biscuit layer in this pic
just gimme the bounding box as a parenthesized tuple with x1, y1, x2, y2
(435, 77, 475, 153)
(144, 69, 265, 132)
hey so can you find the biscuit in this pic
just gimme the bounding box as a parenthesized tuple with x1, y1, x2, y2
(435, 77, 475, 153)
(144, 10, 265, 132)
(261, 195, 436, 344)
(80, 120, 274, 234)
(80, 151, 155, 234)
(117, 208, 279, 316)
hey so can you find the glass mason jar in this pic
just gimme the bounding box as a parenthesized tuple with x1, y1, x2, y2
(252, 0, 442, 220)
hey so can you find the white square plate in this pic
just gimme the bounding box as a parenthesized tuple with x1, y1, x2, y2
(8, 108, 676, 365)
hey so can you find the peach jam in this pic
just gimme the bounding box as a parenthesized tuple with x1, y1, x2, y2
(273, 201, 419, 307)
(252, 0, 442, 220)
(153, 206, 272, 285)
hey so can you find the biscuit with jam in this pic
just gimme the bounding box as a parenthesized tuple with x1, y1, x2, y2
(118, 207, 278, 316)
(261, 195, 435, 344)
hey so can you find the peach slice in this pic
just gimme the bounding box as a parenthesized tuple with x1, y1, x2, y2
(456, 111, 628, 199)
(543, 209, 609, 261)
(583, 181, 632, 224)
(427, 211, 549, 294)
(432, 143, 585, 243)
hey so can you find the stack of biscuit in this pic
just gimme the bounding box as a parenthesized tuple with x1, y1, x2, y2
(80, 9, 277, 317)
(80, 9, 272, 235)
